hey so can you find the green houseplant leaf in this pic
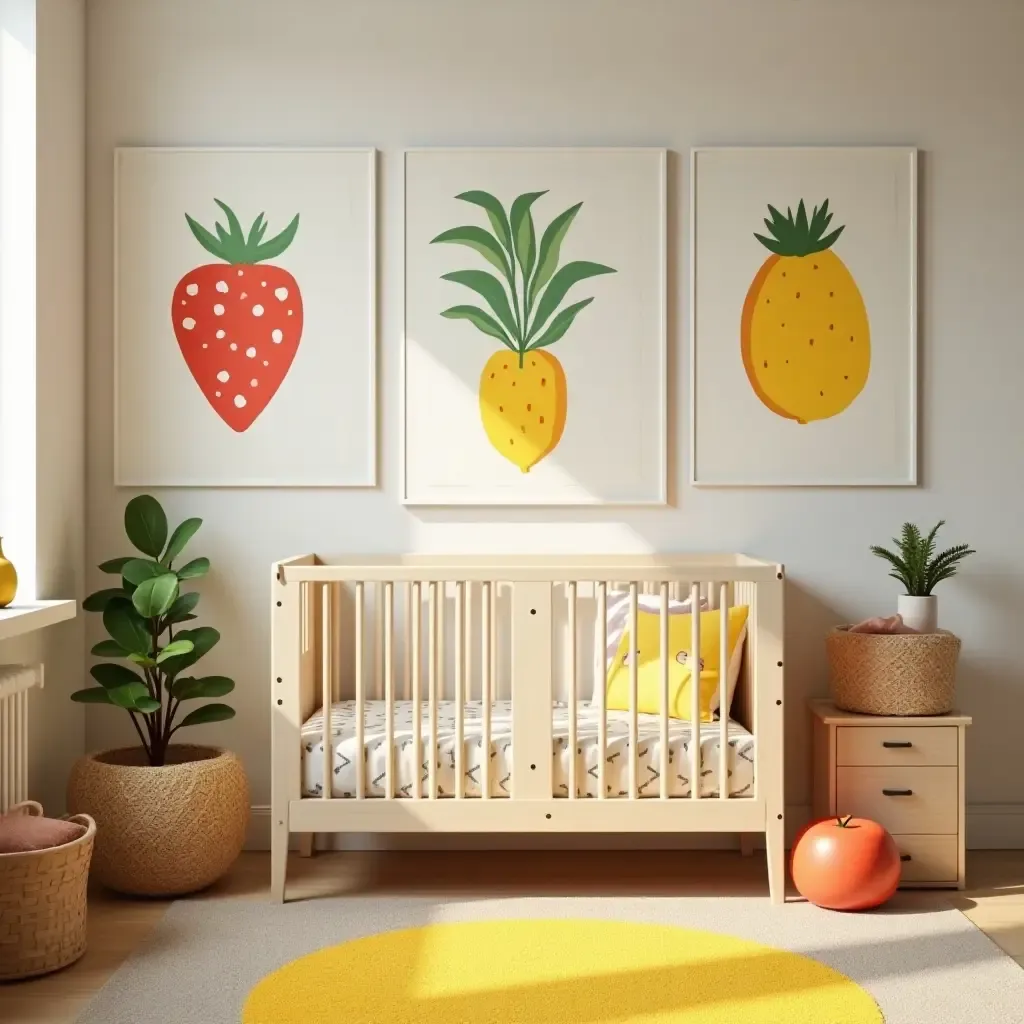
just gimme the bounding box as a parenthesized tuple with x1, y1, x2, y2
(124, 494, 168, 558)
(98, 556, 133, 574)
(176, 557, 210, 580)
(155, 639, 195, 664)
(132, 574, 180, 619)
(83, 588, 129, 613)
(172, 676, 235, 701)
(121, 558, 166, 586)
(103, 599, 152, 657)
(165, 591, 201, 624)
(177, 703, 236, 729)
(92, 639, 129, 658)
(70, 687, 115, 704)
(162, 517, 203, 567)
(90, 663, 146, 689)
(871, 520, 976, 597)
(107, 681, 152, 710)
(159, 626, 220, 677)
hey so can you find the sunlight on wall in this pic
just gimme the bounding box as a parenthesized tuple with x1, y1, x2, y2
(0, 0, 36, 598)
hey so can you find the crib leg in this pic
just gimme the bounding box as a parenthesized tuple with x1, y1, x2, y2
(297, 833, 315, 858)
(739, 833, 755, 857)
(271, 818, 289, 903)
(765, 813, 786, 905)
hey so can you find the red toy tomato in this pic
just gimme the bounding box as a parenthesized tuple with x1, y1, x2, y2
(790, 814, 901, 911)
(172, 200, 304, 432)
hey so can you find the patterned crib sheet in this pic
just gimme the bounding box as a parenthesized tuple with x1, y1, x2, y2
(301, 700, 755, 800)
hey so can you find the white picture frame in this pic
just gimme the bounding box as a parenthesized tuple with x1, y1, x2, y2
(402, 147, 667, 506)
(114, 146, 377, 488)
(690, 146, 917, 487)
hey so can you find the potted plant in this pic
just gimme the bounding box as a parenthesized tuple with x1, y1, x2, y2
(870, 520, 975, 633)
(66, 495, 249, 896)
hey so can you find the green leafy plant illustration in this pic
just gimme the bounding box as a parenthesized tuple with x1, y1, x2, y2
(72, 495, 234, 766)
(430, 190, 616, 368)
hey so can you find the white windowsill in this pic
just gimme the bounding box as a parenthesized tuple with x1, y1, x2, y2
(0, 600, 76, 642)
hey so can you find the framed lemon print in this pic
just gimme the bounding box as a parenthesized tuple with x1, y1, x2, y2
(691, 146, 917, 486)
(403, 147, 667, 506)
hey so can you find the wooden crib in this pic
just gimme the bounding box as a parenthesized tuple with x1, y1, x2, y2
(270, 554, 785, 902)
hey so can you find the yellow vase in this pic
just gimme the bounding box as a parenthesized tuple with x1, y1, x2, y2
(0, 538, 18, 608)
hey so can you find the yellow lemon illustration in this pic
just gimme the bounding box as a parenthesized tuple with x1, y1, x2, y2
(742, 199, 870, 424)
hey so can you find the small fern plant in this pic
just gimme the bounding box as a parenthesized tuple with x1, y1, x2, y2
(870, 521, 975, 597)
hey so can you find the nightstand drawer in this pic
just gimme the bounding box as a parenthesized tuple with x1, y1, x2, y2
(892, 835, 958, 884)
(836, 766, 958, 834)
(837, 726, 958, 767)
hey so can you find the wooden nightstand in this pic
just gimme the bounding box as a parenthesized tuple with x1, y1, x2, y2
(810, 698, 971, 890)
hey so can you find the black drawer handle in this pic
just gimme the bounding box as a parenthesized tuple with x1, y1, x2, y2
(900, 854, 912, 862)
(883, 741, 913, 749)
(882, 788, 914, 796)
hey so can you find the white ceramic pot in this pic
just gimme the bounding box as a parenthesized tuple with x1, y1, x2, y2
(897, 594, 938, 633)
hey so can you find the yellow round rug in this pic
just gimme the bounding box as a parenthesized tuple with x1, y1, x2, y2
(243, 918, 882, 1023)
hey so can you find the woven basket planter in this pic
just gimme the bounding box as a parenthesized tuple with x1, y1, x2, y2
(826, 627, 962, 716)
(66, 745, 248, 897)
(0, 801, 95, 982)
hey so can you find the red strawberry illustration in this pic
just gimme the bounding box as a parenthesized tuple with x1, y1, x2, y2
(172, 200, 303, 432)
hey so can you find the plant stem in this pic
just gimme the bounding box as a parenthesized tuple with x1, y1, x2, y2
(508, 259, 523, 346)
(127, 710, 151, 761)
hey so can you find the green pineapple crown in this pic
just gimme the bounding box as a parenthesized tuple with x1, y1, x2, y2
(754, 198, 844, 258)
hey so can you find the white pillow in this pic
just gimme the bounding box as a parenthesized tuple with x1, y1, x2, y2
(593, 590, 748, 717)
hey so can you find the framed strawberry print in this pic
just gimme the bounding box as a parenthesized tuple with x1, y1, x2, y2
(690, 146, 917, 486)
(114, 147, 376, 487)
(402, 147, 667, 506)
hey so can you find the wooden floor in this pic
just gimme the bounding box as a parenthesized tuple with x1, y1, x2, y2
(4, 848, 1023, 1023)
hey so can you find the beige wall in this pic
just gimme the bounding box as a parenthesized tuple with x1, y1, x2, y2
(0, 0, 86, 814)
(85, 0, 1024, 846)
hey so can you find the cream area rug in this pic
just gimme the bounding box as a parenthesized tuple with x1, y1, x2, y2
(75, 893, 1024, 1023)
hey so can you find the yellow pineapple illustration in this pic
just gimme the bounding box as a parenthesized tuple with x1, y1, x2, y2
(742, 199, 870, 423)
(431, 189, 616, 472)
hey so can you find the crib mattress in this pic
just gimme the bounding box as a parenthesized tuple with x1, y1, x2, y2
(301, 700, 755, 800)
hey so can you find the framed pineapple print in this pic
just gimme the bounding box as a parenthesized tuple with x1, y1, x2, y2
(403, 147, 667, 506)
(691, 146, 917, 486)
(114, 147, 376, 487)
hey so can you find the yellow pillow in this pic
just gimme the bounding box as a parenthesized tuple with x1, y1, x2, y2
(606, 605, 749, 722)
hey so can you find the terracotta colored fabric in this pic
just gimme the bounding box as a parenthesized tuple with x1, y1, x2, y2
(0, 812, 85, 854)
(848, 614, 919, 635)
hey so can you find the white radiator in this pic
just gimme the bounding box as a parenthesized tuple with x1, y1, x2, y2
(0, 664, 42, 812)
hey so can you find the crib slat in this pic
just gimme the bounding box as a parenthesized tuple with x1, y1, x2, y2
(428, 582, 438, 800)
(660, 582, 669, 800)
(321, 584, 332, 800)
(568, 581, 577, 800)
(719, 582, 729, 800)
(482, 581, 492, 800)
(355, 581, 365, 800)
(404, 582, 413, 701)
(628, 582, 639, 800)
(384, 581, 395, 799)
(411, 581, 422, 801)
(690, 582, 701, 800)
(464, 581, 473, 704)
(597, 581, 607, 800)
(437, 581, 446, 701)
(375, 582, 384, 700)
(455, 581, 465, 799)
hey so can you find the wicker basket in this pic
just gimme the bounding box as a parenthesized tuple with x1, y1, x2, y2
(825, 627, 962, 716)
(0, 801, 95, 982)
